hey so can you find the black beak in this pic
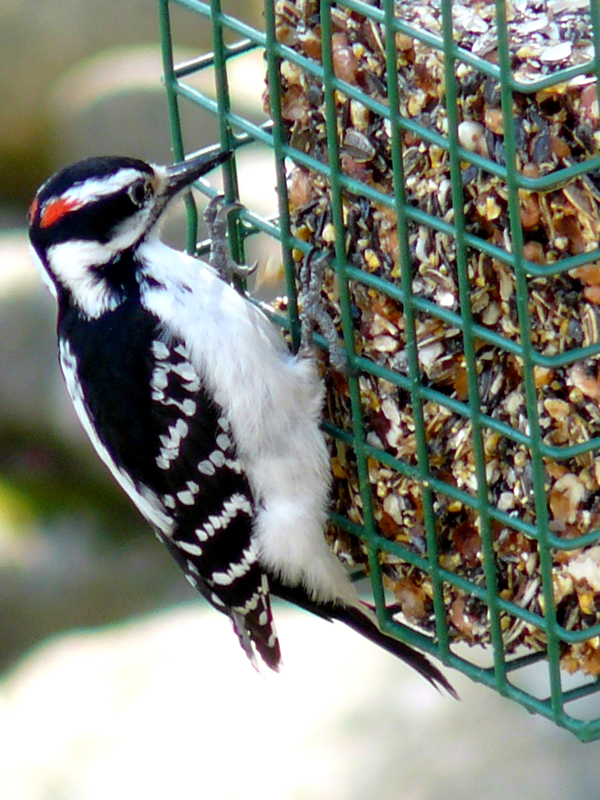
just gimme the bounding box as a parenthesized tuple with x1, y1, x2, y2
(163, 149, 231, 197)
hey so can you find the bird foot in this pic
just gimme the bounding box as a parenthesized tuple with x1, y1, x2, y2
(299, 249, 348, 373)
(204, 195, 256, 284)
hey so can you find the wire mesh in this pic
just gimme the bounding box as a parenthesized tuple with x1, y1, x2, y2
(158, 0, 600, 740)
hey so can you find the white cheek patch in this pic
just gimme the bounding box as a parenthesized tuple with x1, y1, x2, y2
(111, 207, 153, 251)
(46, 240, 122, 317)
(44, 199, 152, 319)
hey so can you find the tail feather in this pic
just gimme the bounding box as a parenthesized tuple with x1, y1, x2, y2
(269, 577, 457, 698)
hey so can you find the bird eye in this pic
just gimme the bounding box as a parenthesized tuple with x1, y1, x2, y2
(128, 179, 151, 207)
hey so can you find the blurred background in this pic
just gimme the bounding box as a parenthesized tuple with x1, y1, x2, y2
(1, 0, 600, 797)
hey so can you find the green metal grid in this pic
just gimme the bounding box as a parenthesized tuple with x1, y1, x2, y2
(158, 0, 600, 739)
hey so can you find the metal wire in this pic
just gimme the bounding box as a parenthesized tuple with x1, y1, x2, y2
(158, 0, 600, 740)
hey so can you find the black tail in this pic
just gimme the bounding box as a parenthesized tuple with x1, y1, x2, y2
(270, 577, 457, 698)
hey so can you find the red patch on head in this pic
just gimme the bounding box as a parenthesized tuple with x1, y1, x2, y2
(39, 196, 84, 229)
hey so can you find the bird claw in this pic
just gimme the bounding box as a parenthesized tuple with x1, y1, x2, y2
(299, 249, 348, 373)
(231, 260, 258, 279)
(204, 195, 253, 283)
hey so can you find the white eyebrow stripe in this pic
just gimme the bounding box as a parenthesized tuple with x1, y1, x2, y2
(48, 169, 147, 208)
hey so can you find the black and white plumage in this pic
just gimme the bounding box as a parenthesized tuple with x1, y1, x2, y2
(28, 149, 454, 693)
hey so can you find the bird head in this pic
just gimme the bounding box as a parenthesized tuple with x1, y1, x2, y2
(28, 150, 229, 313)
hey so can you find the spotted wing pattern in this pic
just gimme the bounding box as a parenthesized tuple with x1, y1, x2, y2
(59, 299, 281, 670)
(149, 338, 280, 669)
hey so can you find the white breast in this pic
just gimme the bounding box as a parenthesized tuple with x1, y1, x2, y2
(138, 240, 361, 607)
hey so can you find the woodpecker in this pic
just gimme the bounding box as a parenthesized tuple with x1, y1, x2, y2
(28, 149, 454, 694)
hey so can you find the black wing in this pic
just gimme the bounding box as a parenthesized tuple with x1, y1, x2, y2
(60, 299, 281, 670)
(148, 336, 281, 670)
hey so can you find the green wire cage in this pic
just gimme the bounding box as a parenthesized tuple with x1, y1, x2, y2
(158, 0, 600, 740)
